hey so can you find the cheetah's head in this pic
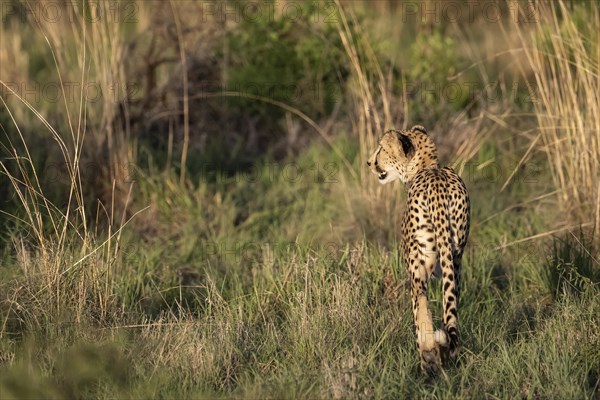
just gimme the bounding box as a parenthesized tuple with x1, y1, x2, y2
(367, 125, 438, 184)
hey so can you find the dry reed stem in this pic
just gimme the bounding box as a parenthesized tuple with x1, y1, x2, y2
(511, 1, 599, 237)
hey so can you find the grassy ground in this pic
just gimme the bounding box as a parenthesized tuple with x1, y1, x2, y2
(1, 1, 599, 399)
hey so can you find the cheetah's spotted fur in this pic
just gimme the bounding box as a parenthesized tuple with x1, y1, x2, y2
(367, 125, 470, 376)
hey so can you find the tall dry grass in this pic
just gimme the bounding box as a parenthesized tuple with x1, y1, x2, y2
(333, 1, 405, 237)
(513, 1, 600, 237)
(0, 1, 141, 324)
(1, 1, 141, 210)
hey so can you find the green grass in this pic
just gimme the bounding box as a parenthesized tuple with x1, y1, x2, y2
(1, 247, 598, 399)
(1, 142, 598, 399)
(1, 1, 599, 398)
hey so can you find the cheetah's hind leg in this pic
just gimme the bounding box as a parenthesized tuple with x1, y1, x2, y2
(420, 329, 450, 377)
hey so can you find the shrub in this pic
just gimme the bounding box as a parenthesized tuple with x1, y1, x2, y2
(224, 1, 347, 120)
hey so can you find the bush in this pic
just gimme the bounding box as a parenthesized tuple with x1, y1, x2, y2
(224, 1, 347, 120)
(404, 30, 470, 123)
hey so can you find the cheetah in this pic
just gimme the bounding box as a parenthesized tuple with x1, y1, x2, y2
(367, 125, 470, 376)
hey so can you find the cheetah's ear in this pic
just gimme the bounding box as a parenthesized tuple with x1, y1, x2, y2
(396, 132, 415, 159)
(411, 125, 427, 135)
